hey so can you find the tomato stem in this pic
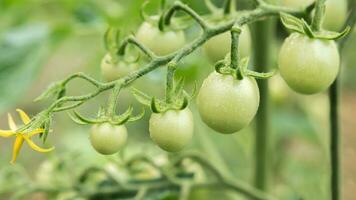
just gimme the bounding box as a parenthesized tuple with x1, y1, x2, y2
(329, 77, 341, 200)
(118, 36, 157, 59)
(165, 62, 177, 104)
(311, 0, 326, 31)
(164, 1, 208, 30)
(107, 84, 122, 117)
(329, 9, 356, 200)
(230, 24, 243, 80)
(252, 17, 276, 194)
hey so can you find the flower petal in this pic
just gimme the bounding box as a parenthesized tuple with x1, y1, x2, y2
(7, 113, 17, 131)
(27, 128, 45, 137)
(10, 135, 25, 164)
(23, 136, 54, 153)
(0, 130, 15, 137)
(16, 109, 31, 124)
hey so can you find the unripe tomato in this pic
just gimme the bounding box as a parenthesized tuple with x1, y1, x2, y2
(323, 0, 348, 31)
(149, 108, 193, 152)
(279, 0, 314, 9)
(203, 25, 251, 63)
(101, 53, 137, 82)
(90, 123, 127, 155)
(136, 21, 186, 56)
(278, 33, 339, 94)
(197, 72, 260, 134)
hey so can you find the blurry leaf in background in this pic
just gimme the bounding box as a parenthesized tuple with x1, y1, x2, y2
(0, 24, 51, 112)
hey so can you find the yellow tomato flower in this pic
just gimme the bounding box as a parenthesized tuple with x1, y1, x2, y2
(0, 109, 54, 164)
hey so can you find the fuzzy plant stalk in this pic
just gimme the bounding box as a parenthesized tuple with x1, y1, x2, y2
(252, 18, 275, 193)
(329, 7, 356, 200)
(329, 59, 341, 200)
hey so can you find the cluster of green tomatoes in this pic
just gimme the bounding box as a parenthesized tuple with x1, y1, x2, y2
(90, 0, 348, 155)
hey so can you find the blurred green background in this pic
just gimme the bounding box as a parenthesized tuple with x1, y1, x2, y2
(0, 0, 355, 199)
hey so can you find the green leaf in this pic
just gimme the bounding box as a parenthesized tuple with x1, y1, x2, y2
(280, 12, 305, 34)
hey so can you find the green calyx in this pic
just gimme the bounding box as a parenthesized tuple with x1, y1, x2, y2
(38, 118, 52, 143)
(104, 27, 142, 66)
(104, 27, 121, 63)
(214, 55, 275, 80)
(131, 78, 196, 114)
(204, 0, 237, 16)
(280, 12, 350, 40)
(68, 105, 145, 126)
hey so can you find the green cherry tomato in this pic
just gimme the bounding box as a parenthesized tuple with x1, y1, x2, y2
(279, 0, 314, 9)
(136, 21, 186, 56)
(90, 123, 128, 155)
(197, 72, 260, 134)
(101, 53, 137, 82)
(323, 0, 348, 31)
(278, 33, 340, 94)
(203, 25, 251, 63)
(149, 108, 194, 152)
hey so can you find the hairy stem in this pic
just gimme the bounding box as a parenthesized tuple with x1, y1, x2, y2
(230, 24, 243, 79)
(329, 77, 341, 200)
(164, 1, 208, 30)
(118, 36, 157, 59)
(107, 84, 122, 116)
(311, 0, 326, 31)
(165, 62, 177, 104)
(252, 18, 275, 193)
(329, 8, 356, 200)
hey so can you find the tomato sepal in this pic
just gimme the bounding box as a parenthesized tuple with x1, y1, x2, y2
(34, 82, 66, 102)
(280, 12, 350, 40)
(314, 27, 351, 40)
